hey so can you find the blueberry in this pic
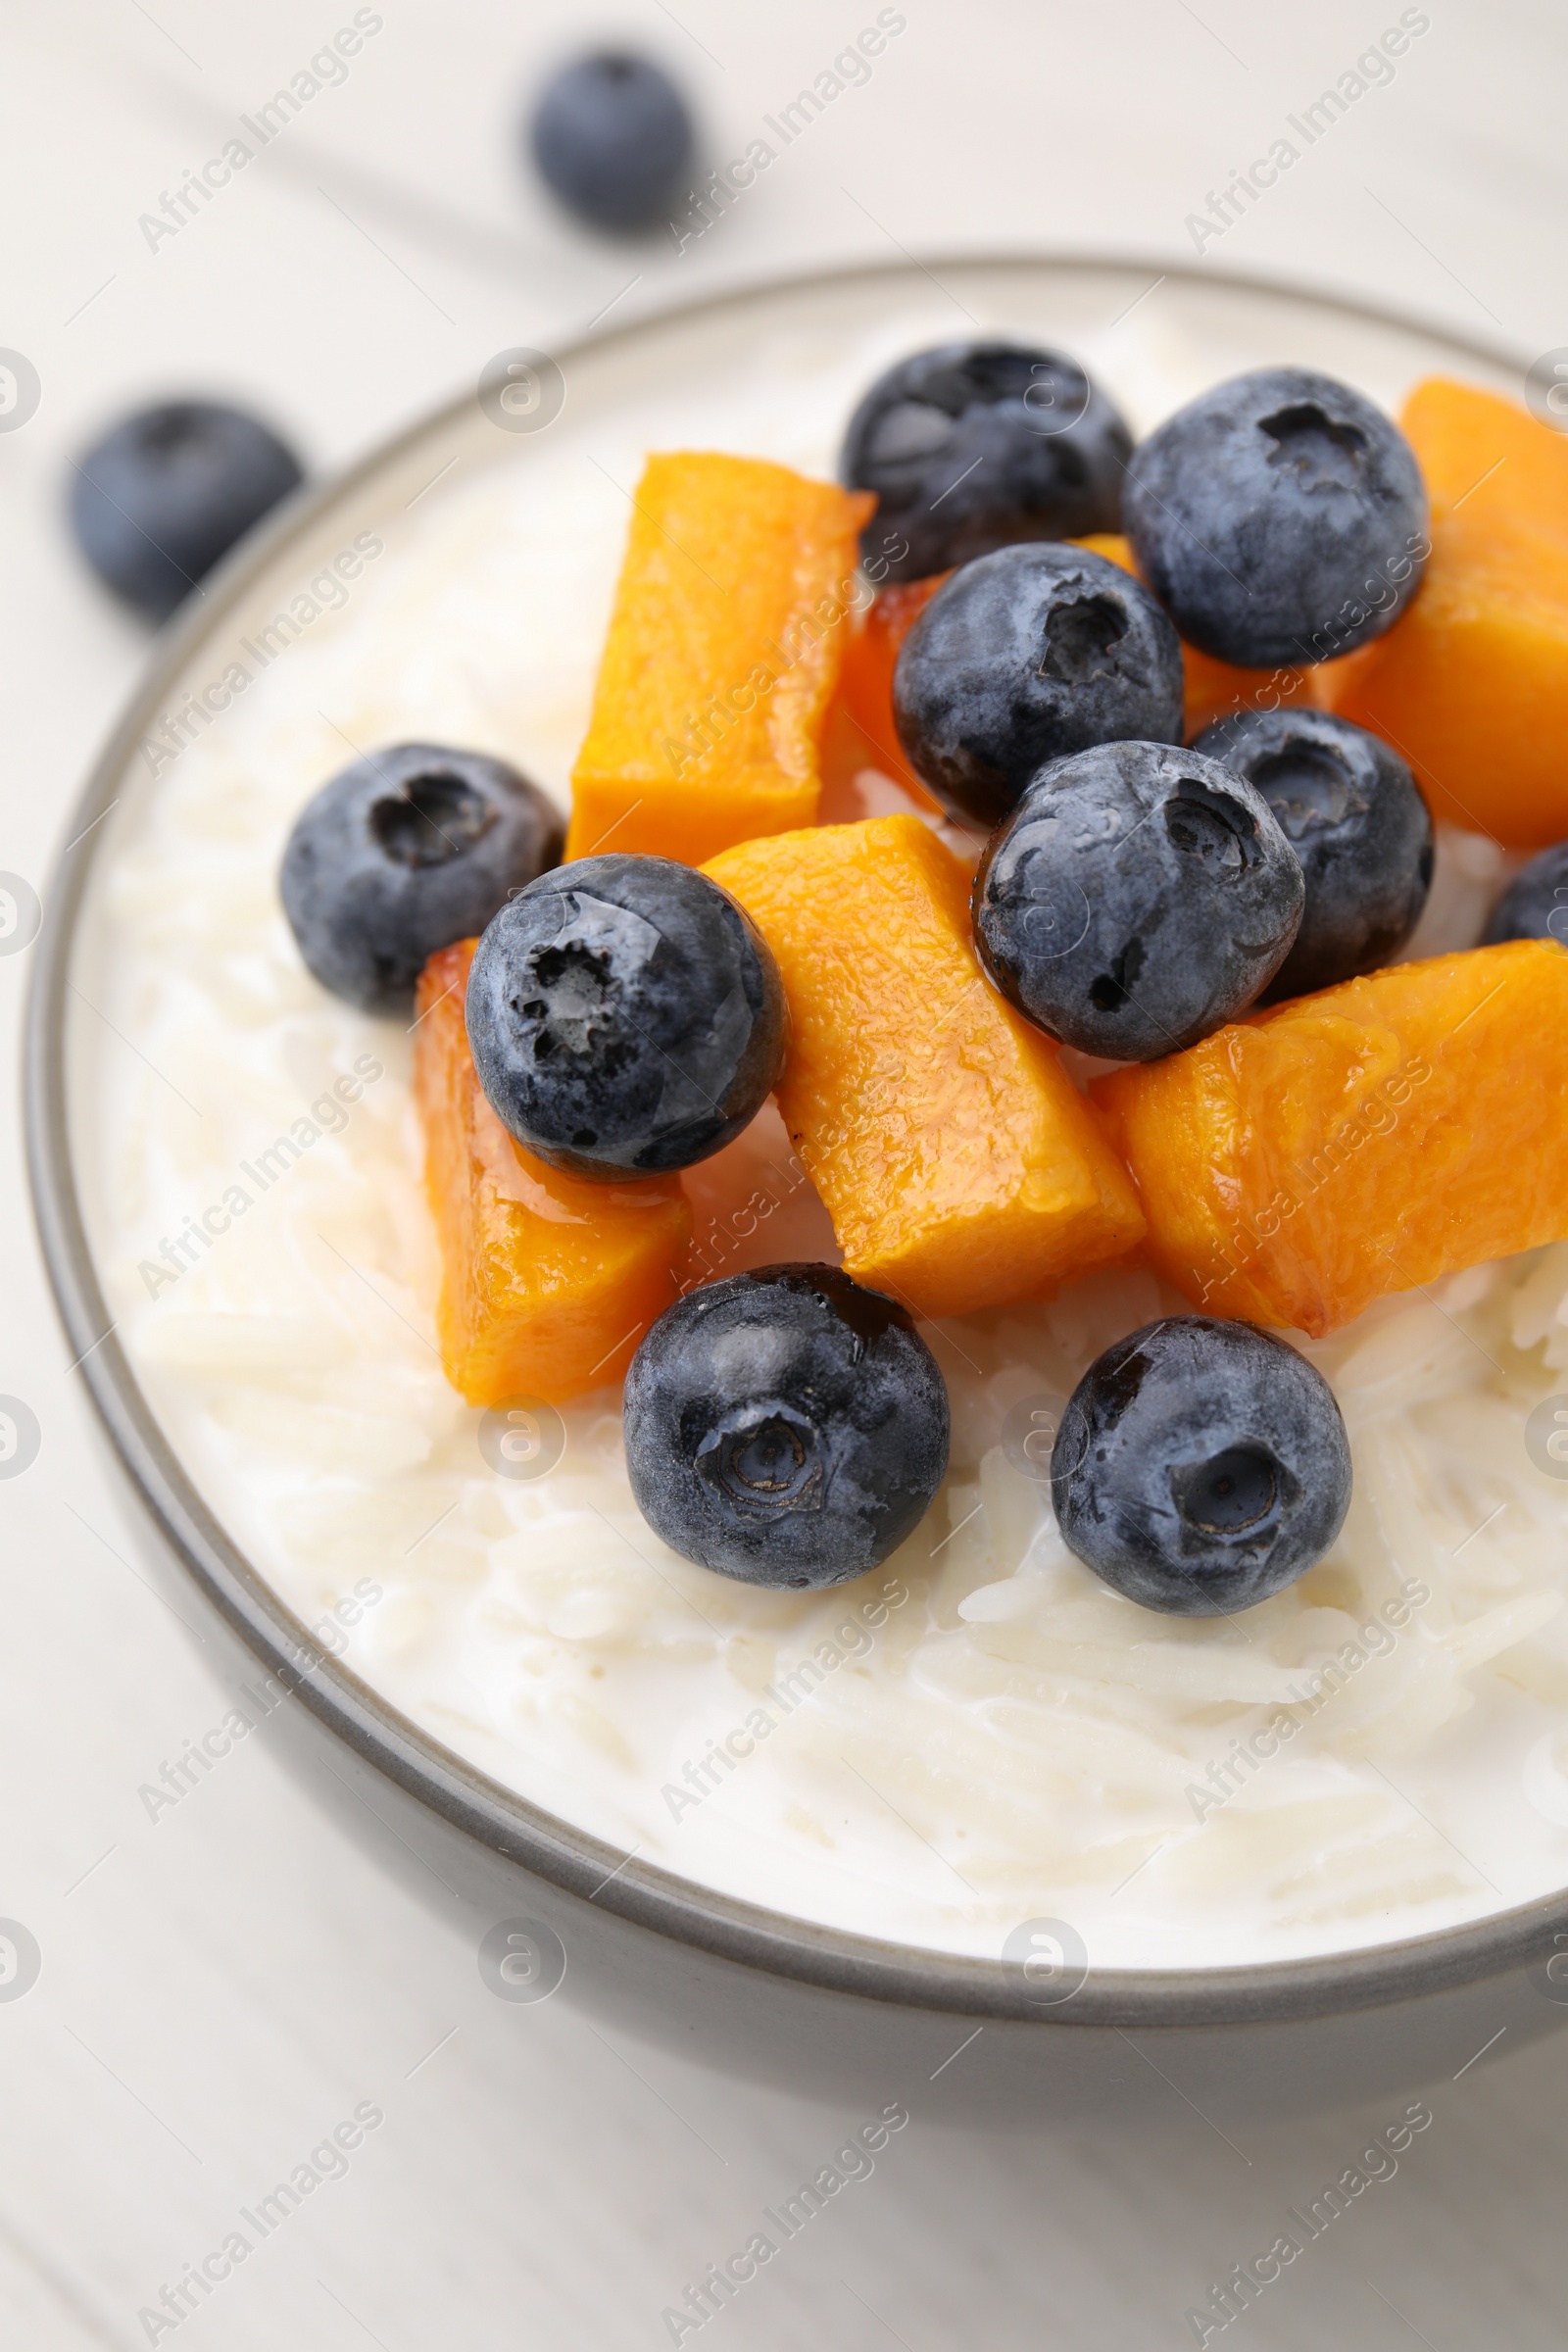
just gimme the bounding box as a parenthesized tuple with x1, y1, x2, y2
(1053, 1317, 1351, 1616)
(466, 855, 784, 1179)
(892, 544, 1184, 829)
(1482, 840, 1568, 948)
(972, 740, 1302, 1059)
(623, 1264, 950, 1587)
(69, 401, 303, 622)
(281, 744, 563, 1015)
(1124, 368, 1429, 668)
(841, 340, 1133, 583)
(529, 52, 694, 231)
(1192, 708, 1433, 999)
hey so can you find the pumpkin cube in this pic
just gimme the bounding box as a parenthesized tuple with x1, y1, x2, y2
(705, 815, 1146, 1320)
(823, 572, 949, 810)
(1092, 940, 1568, 1337)
(566, 452, 873, 867)
(1329, 377, 1568, 847)
(414, 941, 690, 1405)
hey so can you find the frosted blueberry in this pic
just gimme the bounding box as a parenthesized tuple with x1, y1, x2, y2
(1053, 1316, 1351, 1615)
(1123, 367, 1428, 668)
(841, 339, 1131, 583)
(893, 543, 1184, 828)
(281, 744, 563, 1015)
(1194, 707, 1433, 999)
(624, 1264, 950, 1588)
(972, 739, 1303, 1059)
(466, 855, 784, 1179)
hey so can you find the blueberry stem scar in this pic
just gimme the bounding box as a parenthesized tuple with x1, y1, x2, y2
(316, 711, 467, 858)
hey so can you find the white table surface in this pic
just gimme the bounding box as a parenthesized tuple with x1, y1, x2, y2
(5, 2, 1568, 2344)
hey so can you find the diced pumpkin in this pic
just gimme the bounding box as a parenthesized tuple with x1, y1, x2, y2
(704, 815, 1146, 1320)
(1328, 377, 1568, 846)
(565, 453, 873, 867)
(824, 573, 950, 810)
(414, 941, 690, 1405)
(1092, 940, 1568, 1337)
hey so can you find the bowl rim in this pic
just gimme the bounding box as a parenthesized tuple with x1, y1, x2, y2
(27, 247, 1562, 2030)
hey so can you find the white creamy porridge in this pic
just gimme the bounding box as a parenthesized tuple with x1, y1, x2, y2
(71, 283, 1568, 1970)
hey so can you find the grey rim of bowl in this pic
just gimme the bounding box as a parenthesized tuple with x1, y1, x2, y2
(25, 252, 1562, 2031)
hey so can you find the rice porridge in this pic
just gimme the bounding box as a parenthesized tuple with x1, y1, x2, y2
(67, 279, 1568, 1971)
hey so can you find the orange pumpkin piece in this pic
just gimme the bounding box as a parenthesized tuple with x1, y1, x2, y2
(1092, 940, 1568, 1338)
(565, 453, 873, 867)
(824, 573, 949, 810)
(705, 815, 1146, 1320)
(414, 941, 690, 1406)
(1327, 377, 1568, 846)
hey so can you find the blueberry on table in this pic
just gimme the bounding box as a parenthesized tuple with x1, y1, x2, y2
(1053, 1317, 1351, 1615)
(69, 401, 303, 622)
(1123, 367, 1429, 669)
(841, 339, 1133, 583)
(466, 855, 784, 1179)
(1193, 708, 1433, 999)
(972, 740, 1303, 1059)
(893, 543, 1184, 829)
(1482, 839, 1568, 948)
(529, 52, 693, 231)
(281, 744, 563, 1015)
(623, 1264, 950, 1588)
